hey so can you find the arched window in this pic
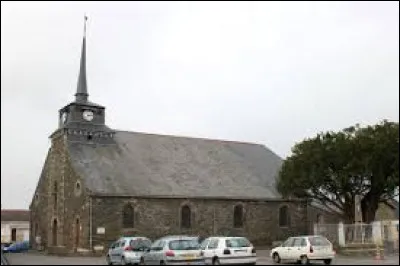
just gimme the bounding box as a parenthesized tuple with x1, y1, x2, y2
(279, 206, 290, 227)
(233, 205, 244, 228)
(53, 181, 58, 211)
(52, 219, 58, 246)
(181, 205, 191, 229)
(75, 181, 82, 196)
(75, 218, 80, 248)
(34, 223, 38, 237)
(122, 204, 134, 228)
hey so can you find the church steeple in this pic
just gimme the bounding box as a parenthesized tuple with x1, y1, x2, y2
(54, 15, 115, 145)
(75, 15, 88, 103)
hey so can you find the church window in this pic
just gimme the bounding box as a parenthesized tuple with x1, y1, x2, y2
(233, 205, 244, 228)
(53, 181, 58, 211)
(122, 204, 134, 228)
(34, 223, 38, 236)
(279, 205, 290, 227)
(74, 181, 82, 196)
(181, 205, 191, 229)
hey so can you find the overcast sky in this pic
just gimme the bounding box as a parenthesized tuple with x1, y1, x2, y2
(1, 1, 399, 209)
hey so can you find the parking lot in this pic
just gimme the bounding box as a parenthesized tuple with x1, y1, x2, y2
(4, 250, 399, 265)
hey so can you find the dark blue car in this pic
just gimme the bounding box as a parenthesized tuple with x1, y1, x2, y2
(3, 241, 29, 253)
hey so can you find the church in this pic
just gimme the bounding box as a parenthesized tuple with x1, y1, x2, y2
(29, 22, 323, 254)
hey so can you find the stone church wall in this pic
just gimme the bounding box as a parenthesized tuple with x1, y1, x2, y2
(89, 196, 309, 249)
(30, 133, 90, 253)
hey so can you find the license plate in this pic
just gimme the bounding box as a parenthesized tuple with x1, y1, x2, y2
(182, 254, 195, 259)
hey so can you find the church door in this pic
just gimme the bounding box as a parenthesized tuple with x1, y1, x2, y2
(75, 218, 80, 250)
(52, 219, 58, 246)
(11, 228, 17, 242)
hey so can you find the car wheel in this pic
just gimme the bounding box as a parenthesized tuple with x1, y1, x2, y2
(106, 255, 113, 265)
(212, 257, 220, 265)
(300, 255, 309, 265)
(324, 259, 332, 265)
(273, 253, 281, 263)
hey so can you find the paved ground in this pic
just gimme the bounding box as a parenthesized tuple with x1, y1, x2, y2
(4, 251, 399, 265)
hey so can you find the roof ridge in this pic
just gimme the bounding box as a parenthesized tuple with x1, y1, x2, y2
(115, 129, 264, 146)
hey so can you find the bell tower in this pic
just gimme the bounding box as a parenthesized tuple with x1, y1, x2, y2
(51, 16, 115, 144)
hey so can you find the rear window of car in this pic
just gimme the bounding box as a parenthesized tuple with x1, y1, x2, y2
(168, 239, 199, 250)
(129, 238, 151, 251)
(308, 236, 331, 246)
(225, 238, 251, 248)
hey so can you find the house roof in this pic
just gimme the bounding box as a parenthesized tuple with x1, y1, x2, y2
(1, 210, 30, 222)
(68, 130, 284, 200)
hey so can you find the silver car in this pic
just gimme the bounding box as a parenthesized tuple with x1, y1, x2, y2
(106, 236, 151, 265)
(142, 236, 205, 265)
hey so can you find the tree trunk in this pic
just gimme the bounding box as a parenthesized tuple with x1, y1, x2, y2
(361, 192, 379, 224)
(342, 202, 355, 224)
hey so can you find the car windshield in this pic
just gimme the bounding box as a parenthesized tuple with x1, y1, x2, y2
(168, 239, 199, 250)
(226, 238, 251, 248)
(130, 238, 151, 251)
(308, 236, 331, 246)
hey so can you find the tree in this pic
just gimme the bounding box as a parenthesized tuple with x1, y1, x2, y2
(277, 120, 399, 223)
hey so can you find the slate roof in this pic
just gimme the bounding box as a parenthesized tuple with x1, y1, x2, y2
(68, 131, 284, 200)
(1, 210, 30, 222)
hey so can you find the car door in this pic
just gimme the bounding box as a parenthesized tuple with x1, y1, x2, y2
(115, 240, 125, 262)
(288, 237, 303, 261)
(154, 241, 166, 264)
(146, 240, 163, 265)
(205, 238, 220, 264)
(200, 238, 214, 264)
(144, 240, 158, 265)
(279, 238, 294, 260)
(200, 238, 210, 263)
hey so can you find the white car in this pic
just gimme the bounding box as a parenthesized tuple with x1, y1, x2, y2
(142, 236, 204, 265)
(106, 236, 151, 265)
(200, 236, 257, 265)
(270, 235, 335, 265)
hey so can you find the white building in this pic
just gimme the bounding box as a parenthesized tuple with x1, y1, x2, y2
(1, 210, 30, 243)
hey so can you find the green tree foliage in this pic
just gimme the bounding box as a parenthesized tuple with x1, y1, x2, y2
(277, 120, 399, 223)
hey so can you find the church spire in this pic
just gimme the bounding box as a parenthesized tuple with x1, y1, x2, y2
(75, 15, 88, 102)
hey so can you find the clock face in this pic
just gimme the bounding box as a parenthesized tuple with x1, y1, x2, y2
(83, 110, 94, 121)
(61, 112, 68, 124)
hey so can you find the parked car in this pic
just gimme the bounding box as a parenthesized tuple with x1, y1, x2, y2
(1, 244, 11, 252)
(106, 236, 151, 265)
(200, 236, 256, 265)
(2, 241, 29, 253)
(142, 235, 204, 265)
(270, 235, 335, 265)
